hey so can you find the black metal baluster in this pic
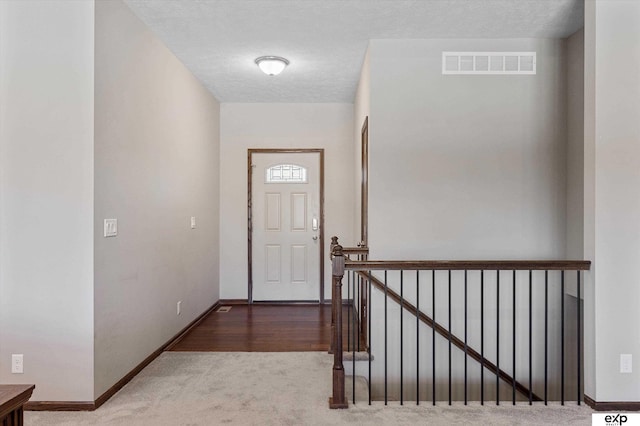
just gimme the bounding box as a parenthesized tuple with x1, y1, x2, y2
(448, 270, 452, 406)
(496, 270, 500, 405)
(577, 270, 581, 406)
(432, 269, 436, 406)
(347, 270, 351, 351)
(368, 271, 372, 405)
(561, 270, 565, 405)
(481, 270, 484, 405)
(512, 270, 516, 405)
(384, 270, 388, 405)
(544, 270, 548, 405)
(400, 270, 404, 405)
(529, 270, 533, 405)
(357, 268, 361, 352)
(416, 270, 420, 405)
(464, 270, 468, 405)
(352, 271, 356, 404)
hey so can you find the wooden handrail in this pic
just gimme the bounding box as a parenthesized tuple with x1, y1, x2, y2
(346, 259, 591, 271)
(342, 247, 369, 255)
(356, 271, 543, 402)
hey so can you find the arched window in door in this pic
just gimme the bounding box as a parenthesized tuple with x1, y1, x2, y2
(265, 164, 308, 183)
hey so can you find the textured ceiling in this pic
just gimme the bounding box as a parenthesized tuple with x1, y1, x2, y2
(123, 0, 584, 103)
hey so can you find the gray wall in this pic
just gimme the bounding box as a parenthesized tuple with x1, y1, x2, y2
(584, 0, 640, 402)
(564, 29, 584, 300)
(566, 29, 584, 262)
(94, 0, 221, 397)
(368, 39, 567, 261)
(354, 38, 572, 399)
(0, 0, 95, 401)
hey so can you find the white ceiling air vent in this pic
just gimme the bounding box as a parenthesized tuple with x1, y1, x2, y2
(443, 52, 536, 75)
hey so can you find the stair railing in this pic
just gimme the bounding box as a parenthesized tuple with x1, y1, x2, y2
(328, 236, 591, 408)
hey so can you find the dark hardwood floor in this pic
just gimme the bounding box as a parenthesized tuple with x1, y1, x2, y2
(168, 304, 363, 352)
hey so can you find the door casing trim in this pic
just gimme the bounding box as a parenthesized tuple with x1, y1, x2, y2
(247, 148, 325, 304)
(361, 116, 369, 246)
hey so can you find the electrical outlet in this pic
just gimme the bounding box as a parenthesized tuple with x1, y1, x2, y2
(621, 354, 632, 373)
(11, 354, 23, 374)
(177, 301, 181, 315)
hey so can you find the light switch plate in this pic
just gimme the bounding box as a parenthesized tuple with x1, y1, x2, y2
(104, 219, 117, 237)
(621, 354, 633, 373)
(190, 217, 196, 229)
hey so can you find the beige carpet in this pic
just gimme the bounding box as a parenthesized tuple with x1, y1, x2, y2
(26, 352, 593, 425)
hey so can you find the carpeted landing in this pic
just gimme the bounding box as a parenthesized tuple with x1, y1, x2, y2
(26, 352, 594, 425)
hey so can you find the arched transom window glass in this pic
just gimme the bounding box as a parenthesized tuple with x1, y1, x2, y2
(265, 164, 308, 183)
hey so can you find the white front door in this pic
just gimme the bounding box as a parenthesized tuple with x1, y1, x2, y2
(251, 152, 321, 301)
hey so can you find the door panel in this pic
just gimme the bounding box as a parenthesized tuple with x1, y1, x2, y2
(265, 245, 281, 283)
(252, 152, 320, 301)
(291, 193, 307, 231)
(265, 193, 281, 231)
(291, 245, 307, 283)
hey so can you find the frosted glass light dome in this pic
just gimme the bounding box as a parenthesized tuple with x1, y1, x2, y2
(255, 56, 289, 76)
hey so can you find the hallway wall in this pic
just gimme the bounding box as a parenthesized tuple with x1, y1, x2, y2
(93, 0, 221, 398)
(219, 103, 354, 302)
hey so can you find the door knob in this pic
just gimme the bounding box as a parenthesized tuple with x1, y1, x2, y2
(312, 235, 318, 241)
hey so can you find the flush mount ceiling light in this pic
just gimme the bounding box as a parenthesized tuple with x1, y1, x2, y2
(255, 56, 289, 76)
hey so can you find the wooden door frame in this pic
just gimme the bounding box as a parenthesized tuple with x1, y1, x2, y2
(247, 148, 325, 304)
(360, 117, 369, 347)
(360, 117, 369, 246)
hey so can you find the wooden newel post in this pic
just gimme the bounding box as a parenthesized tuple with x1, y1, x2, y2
(328, 236, 339, 354)
(330, 236, 339, 255)
(329, 243, 348, 408)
